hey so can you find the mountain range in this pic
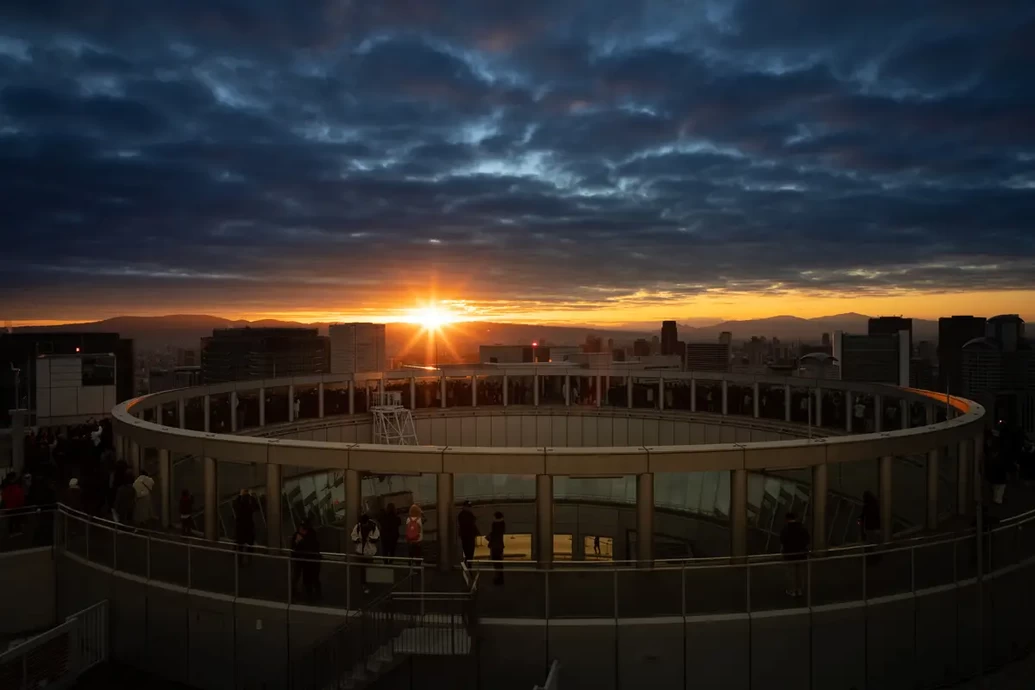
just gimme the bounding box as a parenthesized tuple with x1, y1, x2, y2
(9, 312, 939, 355)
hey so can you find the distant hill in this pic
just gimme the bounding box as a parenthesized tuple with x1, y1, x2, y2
(11, 312, 940, 355)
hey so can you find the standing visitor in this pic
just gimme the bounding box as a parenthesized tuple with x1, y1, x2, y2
(405, 504, 424, 560)
(179, 489, 195, 536)
(351, 514, 380, 595)
(292, 518, 322, 601)
(488, 511, 506, 585)
(233, 489, 259, 563)
(132, 473, 156, 527)
(457, 501, 479, 565)
(779, 513, 809, 597)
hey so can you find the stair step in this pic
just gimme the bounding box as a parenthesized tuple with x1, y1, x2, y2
(393, 627, 472, 655)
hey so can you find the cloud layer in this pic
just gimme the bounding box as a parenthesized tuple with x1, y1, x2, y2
(2, 0, 1034, 319)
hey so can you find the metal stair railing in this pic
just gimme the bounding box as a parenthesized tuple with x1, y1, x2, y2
(0, 601, 109, 688)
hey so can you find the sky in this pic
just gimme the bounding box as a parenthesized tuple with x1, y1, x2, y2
(1, 0, 1034, 326)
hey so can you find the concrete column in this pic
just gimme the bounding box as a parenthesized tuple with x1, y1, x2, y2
(533, 373, 539, 407)
(627, 377, 633, 408)
(973, 435, 984, 505)
(129, 440, 140, 475)
(812, 464, 828, 552)
(536, 474, 554, 566)
(690, 379, 696, 412)
(203, 457, 218, 541)
(230, 391, 238, 432)
(595, 375, 602, 407)
(502, 375, 508, 406)
(471, 376, 478, 407)
(925, 403, 935, 426)
(927, 448, 940, 530)
(845, 393, 853, 433)
(437, 473, 453, 571)
(784, 385, 792, 422)
(259, 388, 266, 427)
(721, 380, 728, 415)
(203, 395, 211, 433)
(348, 381, 355, 415)
(9, 409, 26, 473)
(874, 394, 883, 432)
(900, 400, 909, 430)
(178, 398, 186, 429)
(114, 433, 123, 463)
(564, 374, 570, 406)
(318, 382, 325, 418)
(879, 455, 893, 543)
(266, 463, 282, 549)
(345, 469, 361, 535)
(287, 385, 295, 422)
(658, 378, 665, 411)
(752, 383, 760, 418)
(636, 473, 654, 564)
(730, 469, 748, 558)
(409, 378, 416, 410)
(158, 449, 171, 529)
(957, 439, 971, 517)
(440, 375, 446, 409)
(815, 388, 823, 427)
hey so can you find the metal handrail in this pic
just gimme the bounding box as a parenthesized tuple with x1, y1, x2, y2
(0, 600, 109, 688)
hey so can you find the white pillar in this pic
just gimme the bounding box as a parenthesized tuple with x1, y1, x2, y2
(636, 473, 654, 564)
(259, 388, 266, 427)
(812, 464, 828, 552)
(440, 375, 446, 408)
(595, 375, 602, 407)
(503, 375, 508, 406)
(815, 388, 823, 427)
(658, 378, 665, 411)
(203, 395, 211, 432)
(130, 440, 141, 475)
(730, 469, 748, 558)
(266, 463, 282, 548)
(318, 382, 325, 418)
(627, 377, 633, 408)
(230, 391, 238, 432)
(471, 376, 478, 407)
(564, 374, 570, 406)
(437, 473, 453, 572)
(348, 380, 355, 415)
(879, 455, 893, 543)
(9, 409, 26, 474)
(204, 457, 218, 541)
(783, 385, 791, 422)
(690, 379, 697, 412)
(536, 474, 553, 566)
(178, 398, 186, 430)
(721, 380, 728, 415)
(752, 383, 760, 418)
(409, 377, 417, 410)
(159, 449, 171, 529)
(533, 373, 539, 407)
(287, 384, 295, 422)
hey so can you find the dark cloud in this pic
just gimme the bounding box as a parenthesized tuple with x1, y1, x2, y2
(1, 0, 1034, 319)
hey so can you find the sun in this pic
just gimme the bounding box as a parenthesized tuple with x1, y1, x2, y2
(409, 306, 455, 331)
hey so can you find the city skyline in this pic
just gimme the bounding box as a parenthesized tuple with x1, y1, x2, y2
(2, 2, 1034, 324)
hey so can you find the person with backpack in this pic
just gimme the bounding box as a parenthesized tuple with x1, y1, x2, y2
(350, 513, 380, 595)
(405, 504, 424, 560)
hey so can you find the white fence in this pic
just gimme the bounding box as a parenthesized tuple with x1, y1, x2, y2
(0, 600, 108, 688)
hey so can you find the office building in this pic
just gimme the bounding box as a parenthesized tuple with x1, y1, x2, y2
(833, 330, 910, 386)
(719, 332, 733, 346)
(149, 367, 202, 394)
(962, 315, 1034, 432)
(684, 343, 730, 373)
(329, 323, 386, 374)
(201, 328, 330, 383)
(661, 321, 678, 356)
(0, 331, 134, 425)
(480, 345, 551, 364)
(583, 335, 603, 354)
(633, 339, 651, 357)
(868, 316, 913, 357)
(938, 316, 987, 395)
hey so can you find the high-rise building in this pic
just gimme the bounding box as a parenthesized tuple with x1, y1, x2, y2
(718, 331, 732, 346)
(661, 321, 678, 356)
(833, 330, 910, 385)
(685, 343, 731, 373)
(650, 335, 660, 355)
(0, 331, 135, 425)
(583, 335, 603, 354)
(869, 317, 913, 356)
(938, 316, 986, 395)
(963, 315, 1034, 432)
(201, 328, 330, 383)
(633, 339, 651, 357)
(330, 323, 386, 374)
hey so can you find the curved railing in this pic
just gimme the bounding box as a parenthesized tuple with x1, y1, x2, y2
(110, 369, 983, 476)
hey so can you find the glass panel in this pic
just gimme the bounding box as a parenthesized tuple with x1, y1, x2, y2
(265, 386, 290, 424)
(585, 535, 614, 561)
(236, 390, 260, 429)
(631, 377, 657, 409)
(414, 378, 439, 409)
(324, 383, 348, 416)
(507, 376, 533, 405)
(477, 375, 503, 405)
(294, 384, 319, 419)
(445, 377, 471, 407)
(571, 376, 596, 406)
(549, 569, 614, 618)
(208, 393, 230, 432)
(353, 382, 371, 414)
(853, 393, 877, 432)
(604, 375, 626, 407)
(665, 379, 691, 410)
(540, 375, 565, 405)
(685, 563, 746, 614)
(758, 383, 785, 420)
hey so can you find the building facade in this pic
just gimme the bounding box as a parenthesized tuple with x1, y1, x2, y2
(684, 343, 730, 373)
(938, 316, 987, 395)
(201, 328, 330, 383)
(660, 320, 678, 356)
(329, 323, 386, 374)
(833, 331, 910, 386)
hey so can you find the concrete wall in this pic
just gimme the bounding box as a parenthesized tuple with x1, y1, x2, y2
(0, 547, 56, 635)
(51, 545, 1035, 690)
(275, 412, 799, 448)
